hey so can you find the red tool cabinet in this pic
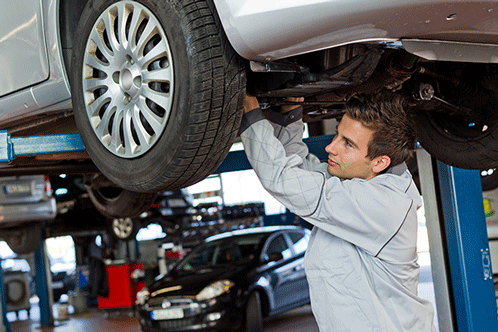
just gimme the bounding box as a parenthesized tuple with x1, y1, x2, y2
(98, 262, 145, 309)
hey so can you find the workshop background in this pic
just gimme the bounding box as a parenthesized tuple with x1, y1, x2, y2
(0, 152, 441, 331)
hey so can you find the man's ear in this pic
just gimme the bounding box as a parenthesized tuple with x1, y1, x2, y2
(372, 155, 391, 174)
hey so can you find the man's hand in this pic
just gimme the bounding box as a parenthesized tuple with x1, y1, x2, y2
(244, 94, 260, 113)
(281, 97, 304, 113)
(244, 95, 304, 113)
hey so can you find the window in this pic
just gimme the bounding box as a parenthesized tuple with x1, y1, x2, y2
(266, 234, 292, 260)
(288, 231, 308, 255)
(175, 235, 264, 271)
(215, 245, 243, 264)
(175, 242, 218, 271)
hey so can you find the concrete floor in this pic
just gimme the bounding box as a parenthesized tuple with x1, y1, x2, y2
(9, 304, 319, 332)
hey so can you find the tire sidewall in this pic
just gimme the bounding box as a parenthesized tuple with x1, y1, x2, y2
(87, 186, 157, 218)
(72, 0, 194, 191)
(481, 169, 498, 191)
(245, 291, 263, 332)
(4, 223, 42, 254)
(414, 110, 498, 169)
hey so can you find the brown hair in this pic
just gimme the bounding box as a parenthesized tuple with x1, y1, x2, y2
(344, 91, 416, 167)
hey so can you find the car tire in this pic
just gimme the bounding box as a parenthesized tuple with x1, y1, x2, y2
(110, 217, 140, 241)
(413, 109, 498, 170)
(481, 169, 498, 192)
(86, 178, 156, 219)
(3, 223, 42, 255)
(245, 291, 263, 332)
(71, 0, 245, 193)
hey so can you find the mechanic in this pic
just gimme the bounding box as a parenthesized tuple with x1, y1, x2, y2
(239, 92, 435, 331)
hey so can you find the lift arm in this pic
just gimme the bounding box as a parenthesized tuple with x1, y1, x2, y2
(0, 131, 85, 162)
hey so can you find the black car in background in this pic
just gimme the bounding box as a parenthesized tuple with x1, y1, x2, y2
(136, 226, 310, 332)
(52, 270, 76, 302)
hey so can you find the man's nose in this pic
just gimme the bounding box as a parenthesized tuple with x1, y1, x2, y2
(325, 140, 337, 155)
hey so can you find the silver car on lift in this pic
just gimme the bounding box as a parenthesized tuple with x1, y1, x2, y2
(1, 0, 498, 220)
(0, 175, 56, 254)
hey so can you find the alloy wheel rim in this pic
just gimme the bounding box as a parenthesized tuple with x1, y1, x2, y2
(113, 218, 133, 238)
(82, 1, 174, 158)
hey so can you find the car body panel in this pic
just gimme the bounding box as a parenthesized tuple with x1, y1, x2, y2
(257, 230, 308, 314)
(0, 0, 49, 97)
(0, 175, 56, 225)
(0, 0, 71, 127)
(0, 198, 56, 224)
(402, 39, 498, 63)
(264, 254, 307, 312)
(213, 0, 498, 62)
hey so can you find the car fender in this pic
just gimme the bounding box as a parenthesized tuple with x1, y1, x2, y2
(0, 0, 71, 126)
(249, 276, 274, 314)
(32, 0, 72, 111)
(213, 0, 498, 62)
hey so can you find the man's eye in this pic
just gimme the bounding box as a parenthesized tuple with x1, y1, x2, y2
(345, 140, 352, 147)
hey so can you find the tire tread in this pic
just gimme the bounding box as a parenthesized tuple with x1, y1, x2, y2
(73, 0, 245, 192)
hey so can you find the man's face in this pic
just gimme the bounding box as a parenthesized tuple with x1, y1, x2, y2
(325, 114, 380, 180)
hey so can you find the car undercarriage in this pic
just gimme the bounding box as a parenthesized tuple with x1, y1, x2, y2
(248, 44, 498, 169)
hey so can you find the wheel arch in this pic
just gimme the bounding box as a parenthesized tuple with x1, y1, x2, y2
(247, 286, 270, 318)
(58, 0, 90, 85)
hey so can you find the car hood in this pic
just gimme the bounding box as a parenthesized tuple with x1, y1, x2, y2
(148, 264, 253, 298)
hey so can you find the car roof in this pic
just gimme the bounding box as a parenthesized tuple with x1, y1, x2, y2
(205, 225, 306, 242)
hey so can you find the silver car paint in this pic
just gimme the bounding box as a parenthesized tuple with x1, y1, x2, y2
(213, 0, 498, 62)
(0, 0, 71, 126)
(0, 198, 56, 224)
(402, 39, 498, 63)
(0, 175, 56, 225)
(0, 176, 46, 204)
(0, 0, 49, 97)
(1, 0, 498, 128)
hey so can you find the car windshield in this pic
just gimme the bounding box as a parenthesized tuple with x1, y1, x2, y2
(175, 234, 265, 271)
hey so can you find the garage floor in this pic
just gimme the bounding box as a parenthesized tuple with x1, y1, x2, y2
(9, 303, 319, 332)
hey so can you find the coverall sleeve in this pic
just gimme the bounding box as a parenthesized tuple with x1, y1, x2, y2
(266, 107, 310, 160)
(240, 108, 413, 256)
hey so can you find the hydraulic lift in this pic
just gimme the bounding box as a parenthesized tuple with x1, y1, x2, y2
(0, 131, 85, 331)
(416, 150, 498, 331)
(0, 131, 496, 331)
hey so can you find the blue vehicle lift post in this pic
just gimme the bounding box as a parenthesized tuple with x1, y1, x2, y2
(34, 240, 54, 327)
(417, 149, 498, 331)
(0, 262, 10, 332)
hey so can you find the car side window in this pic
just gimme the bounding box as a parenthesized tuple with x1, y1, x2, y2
(266, 234, 292, 261)
(215, 245, 243, 264)
(288, 231, 308, 255)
